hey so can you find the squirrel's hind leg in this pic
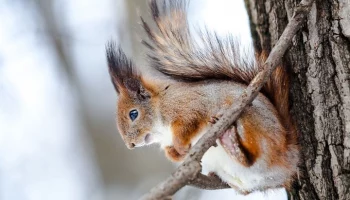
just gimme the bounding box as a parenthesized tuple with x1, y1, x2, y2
(219, 125, 259, 167)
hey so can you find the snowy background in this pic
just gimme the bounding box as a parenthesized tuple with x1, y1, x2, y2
(0, 0, 286, 199)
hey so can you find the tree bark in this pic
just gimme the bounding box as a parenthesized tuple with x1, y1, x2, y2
(246, 0, 350, 200)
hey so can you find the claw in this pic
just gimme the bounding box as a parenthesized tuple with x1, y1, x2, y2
(209, 116, 219, 124)
(209, 112, 223, 124)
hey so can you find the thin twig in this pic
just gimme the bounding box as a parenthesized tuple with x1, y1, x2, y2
(140, 0, 315, 199)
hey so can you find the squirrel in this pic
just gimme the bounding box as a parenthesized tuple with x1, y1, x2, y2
(106, 0, 299, 194)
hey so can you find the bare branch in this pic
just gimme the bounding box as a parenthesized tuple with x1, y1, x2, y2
(188, 174, 230, 190)
(140, 0, 315, 199)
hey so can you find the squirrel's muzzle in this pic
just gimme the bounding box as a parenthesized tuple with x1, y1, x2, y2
(125, 133, 153, 149)
(126, 142, 136, 149)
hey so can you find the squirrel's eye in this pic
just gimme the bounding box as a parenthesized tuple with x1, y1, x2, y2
(129, 109, 138, 121)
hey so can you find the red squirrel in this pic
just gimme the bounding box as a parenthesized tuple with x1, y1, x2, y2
(106, 0, 299, 194)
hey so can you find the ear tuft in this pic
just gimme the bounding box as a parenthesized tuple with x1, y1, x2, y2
(106, 41, 140, 94)
(106, 41, 151, 100)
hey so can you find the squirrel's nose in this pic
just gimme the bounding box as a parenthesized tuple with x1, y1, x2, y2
(127, 142, 135, 149)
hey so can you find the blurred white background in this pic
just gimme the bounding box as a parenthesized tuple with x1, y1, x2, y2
(0, 0, 287, 199)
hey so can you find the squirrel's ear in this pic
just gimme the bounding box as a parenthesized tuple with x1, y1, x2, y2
(106, 42, 151, 100)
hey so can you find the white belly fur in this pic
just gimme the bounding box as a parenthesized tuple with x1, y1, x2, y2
(201, 140, 287, 192)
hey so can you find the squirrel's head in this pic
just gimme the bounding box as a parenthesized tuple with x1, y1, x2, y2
(106, 43, 157, 149)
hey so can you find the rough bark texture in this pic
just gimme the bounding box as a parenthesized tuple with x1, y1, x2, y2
(246, 0, 350, 200)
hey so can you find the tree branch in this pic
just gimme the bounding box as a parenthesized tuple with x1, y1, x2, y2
(140, 0, 315, 199)
(189, 174, 230, 190)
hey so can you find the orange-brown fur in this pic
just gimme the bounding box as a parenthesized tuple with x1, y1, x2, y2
(171, 118, 207, 157)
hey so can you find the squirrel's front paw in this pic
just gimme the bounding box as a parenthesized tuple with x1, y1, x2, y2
(173, 141, 191, 156)
(165, 146, 185, 162)
(172, 136, 191, 156)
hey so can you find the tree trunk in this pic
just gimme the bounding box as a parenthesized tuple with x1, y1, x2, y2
(246, 0, 350, 199)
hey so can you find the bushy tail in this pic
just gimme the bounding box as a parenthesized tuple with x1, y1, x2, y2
(141, 0, 296, 142)
(141, 0, 256, 85)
